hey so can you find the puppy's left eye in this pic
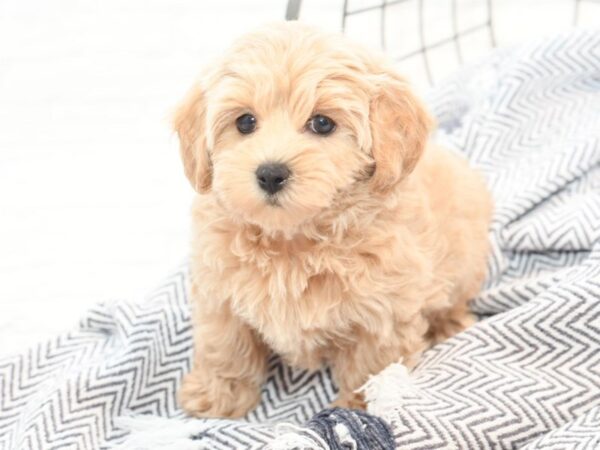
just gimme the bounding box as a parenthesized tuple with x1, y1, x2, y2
(308, 115, 336, 135)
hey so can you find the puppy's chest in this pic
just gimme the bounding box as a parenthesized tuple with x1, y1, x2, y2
(226, 250, 370, 366)
(195, 224, 404, 366)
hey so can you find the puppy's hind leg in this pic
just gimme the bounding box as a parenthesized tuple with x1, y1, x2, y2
(425, 273, 483, 345)
(330, 316, 429, 410)
(179, 287, 269, 418)
(425, 297, 476, 345)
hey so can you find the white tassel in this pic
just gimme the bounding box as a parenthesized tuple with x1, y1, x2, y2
(359, 360, 417, 419)
(110, 415, 207, 450)
(266, 422, 330, 450)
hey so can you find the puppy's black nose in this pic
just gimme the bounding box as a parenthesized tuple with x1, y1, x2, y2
(256, 163, 290, 195)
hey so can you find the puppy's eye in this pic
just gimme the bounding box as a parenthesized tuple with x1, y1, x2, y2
(236, 113, 257, 134)
(308, 115, 336, 135)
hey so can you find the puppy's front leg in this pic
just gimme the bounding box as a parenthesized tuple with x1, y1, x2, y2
(179, 290, 268, 418)
(331, 316, 428, 410)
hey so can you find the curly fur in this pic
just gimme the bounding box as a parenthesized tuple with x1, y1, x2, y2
(174, 22, 493, 417)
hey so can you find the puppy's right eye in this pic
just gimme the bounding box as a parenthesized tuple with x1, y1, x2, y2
(236, 113, 257, 134)
(307, 114, 336, 135)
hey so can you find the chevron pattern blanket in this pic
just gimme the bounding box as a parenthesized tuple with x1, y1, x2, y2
(1, 30, 599, 450)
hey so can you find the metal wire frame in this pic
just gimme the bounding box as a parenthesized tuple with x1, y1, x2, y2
(285, 0, 302, 20)
(288, 0, 495, 84)
(342, 0, 496, 84)
(285, 0, 593, 85)
(574, 0, 600, 22)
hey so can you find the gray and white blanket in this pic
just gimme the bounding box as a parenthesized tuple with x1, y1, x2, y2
(1, 30, 599, 450)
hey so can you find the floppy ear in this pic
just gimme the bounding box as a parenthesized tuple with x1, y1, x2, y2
(173, 84, 212, 193)
(369, 70, 433, 193)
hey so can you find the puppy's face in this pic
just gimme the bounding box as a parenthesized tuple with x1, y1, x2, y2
(175, 23, 431, 234)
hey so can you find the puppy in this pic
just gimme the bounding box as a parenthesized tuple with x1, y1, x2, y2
(175, 22, 492, 417)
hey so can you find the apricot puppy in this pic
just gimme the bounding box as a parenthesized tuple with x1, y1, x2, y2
(175, 22, 492, 417)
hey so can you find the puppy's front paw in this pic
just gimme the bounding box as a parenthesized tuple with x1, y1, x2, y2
(178, 370, 261, 418)
(331, 391, 367, 410)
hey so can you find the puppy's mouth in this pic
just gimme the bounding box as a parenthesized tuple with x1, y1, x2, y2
(265, 195, 282, 207)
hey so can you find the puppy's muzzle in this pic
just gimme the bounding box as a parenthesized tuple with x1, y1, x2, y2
(256, 163, 290, 195)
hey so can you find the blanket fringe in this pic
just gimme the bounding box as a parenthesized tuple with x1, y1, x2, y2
(267, 423, 330, 450)
(360, 360, 416, 420)
(110, 415, 205, 450)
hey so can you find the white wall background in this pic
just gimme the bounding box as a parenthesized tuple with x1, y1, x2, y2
(1, 0, 598, 356)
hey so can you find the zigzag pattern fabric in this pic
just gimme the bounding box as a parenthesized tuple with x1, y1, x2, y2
(1, 30, 599, 449)
(380, 29, 600, 449)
